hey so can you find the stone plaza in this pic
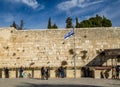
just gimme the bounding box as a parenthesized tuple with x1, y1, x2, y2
(0, 78, 120, 87)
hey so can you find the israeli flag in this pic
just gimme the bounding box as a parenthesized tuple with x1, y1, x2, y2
(64, 29, 75, 39)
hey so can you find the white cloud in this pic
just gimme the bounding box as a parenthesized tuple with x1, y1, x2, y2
(97, 1, 120, 27)
(57, 0, 77, 11)
(77, 0, 103, 8)
(20, 0, 39, 9)
(57, 0, 103, 11)
(7, 0, 41, 9)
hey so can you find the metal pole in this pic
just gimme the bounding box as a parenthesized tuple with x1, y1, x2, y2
(73, 27, 76, 79)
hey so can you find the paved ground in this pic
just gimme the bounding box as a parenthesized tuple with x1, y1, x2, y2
(0, 78, 120, 87)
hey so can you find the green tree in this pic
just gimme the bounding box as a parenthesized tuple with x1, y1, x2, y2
(47, 17, 52, 29)
(10, 21, 17, 29)
(79, 14, 112, 27)
(102, 16, 112, 27)
(47, 17, 58, 29)
(66, 17, 73, 28)
(52, 23, 58, 29)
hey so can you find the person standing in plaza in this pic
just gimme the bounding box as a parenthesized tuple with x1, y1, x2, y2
(4, 67, 9, 78)
(55, 68, 59, 78)
(41, 67, 45, 80)
(19, 66, 23, 78)
(100, 70, 105, 79)
(44, 67, 49, 80)
(116, 65, 119, 79)
(112, 67, 116, 79)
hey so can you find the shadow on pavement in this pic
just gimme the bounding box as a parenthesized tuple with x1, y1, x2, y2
(16, 82, 102, 87)
(109, 83, 120, 86)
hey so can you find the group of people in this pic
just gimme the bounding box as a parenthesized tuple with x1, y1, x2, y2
(4, 66, 31, 78)
(81, 67, 94, 77)
(41, 66, 50, 80)
(100, 65, 120, 79)
(19, 66, 32, 78)
(112, 65, 120, 79)
(4, 66, 51, 79)
(3, 65, 119, 79)
(55, 66, 66, 78)
(4, 66, 66, 79)
(100, 69, 110, 79)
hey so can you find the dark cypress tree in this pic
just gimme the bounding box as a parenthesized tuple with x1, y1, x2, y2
(75, 17, 79, 28)
(10, 21, 17, 29)
(52, 23, 58, 29)
(47, 17, 52, 29)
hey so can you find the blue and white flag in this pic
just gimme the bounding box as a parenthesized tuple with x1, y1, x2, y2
(64, 29, 75, 39)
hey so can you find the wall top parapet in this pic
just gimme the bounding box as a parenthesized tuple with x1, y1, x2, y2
(0, 27, 120, 31)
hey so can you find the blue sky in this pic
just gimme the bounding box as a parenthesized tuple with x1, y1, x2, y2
(0, 0, 120, 29)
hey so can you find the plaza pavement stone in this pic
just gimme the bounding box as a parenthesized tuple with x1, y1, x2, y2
(0, 78, 120, 87)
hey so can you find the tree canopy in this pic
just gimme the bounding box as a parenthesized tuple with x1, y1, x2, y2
(52, 23, 58, 29)
(10, 21, 17, 29)
(66, 17, 73, 28)
(10, 14, 112, 30)
(76, 15, 112, 28)
(47, 17, 58, 29)
(47, 17, 52, 29)
(10, 20, 24, 30)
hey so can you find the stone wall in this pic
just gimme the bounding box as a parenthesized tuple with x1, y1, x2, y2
(0, 27, 120, 68)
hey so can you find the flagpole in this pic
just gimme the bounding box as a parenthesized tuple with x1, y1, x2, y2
(73, 27, 76, 79)
(63, 26, 76, 78)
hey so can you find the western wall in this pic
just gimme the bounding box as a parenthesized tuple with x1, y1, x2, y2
(0, 27, 120, 78)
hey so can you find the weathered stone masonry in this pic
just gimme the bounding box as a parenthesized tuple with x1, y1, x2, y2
(0, 27, 120, 78)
